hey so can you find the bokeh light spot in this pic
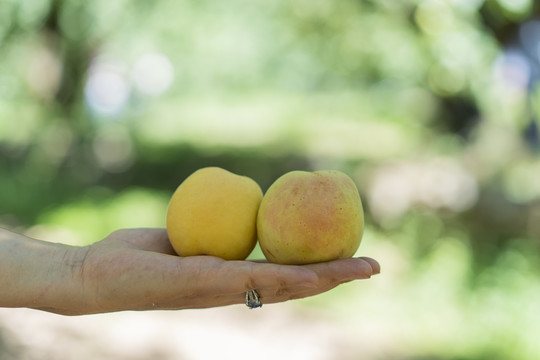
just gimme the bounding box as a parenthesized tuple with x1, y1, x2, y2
(92, 125, 135, 173)
(132, 52, 174, 97)
(84, 58, 130, 117)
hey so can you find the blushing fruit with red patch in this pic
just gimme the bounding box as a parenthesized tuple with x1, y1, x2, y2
(256, 170, 364, 265)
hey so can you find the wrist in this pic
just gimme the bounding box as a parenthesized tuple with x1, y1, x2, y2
(33, 243, 91, 315)
(0, 229, 90, 315)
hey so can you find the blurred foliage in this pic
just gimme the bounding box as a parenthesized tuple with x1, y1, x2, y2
(1, 0, 540, 359)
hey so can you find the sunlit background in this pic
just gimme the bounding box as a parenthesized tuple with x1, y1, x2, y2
(1, 0, 540, 359)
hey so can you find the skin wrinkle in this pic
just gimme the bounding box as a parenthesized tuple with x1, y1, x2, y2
(81, 246, 109, 314)
(78, 245, 91, 292)
(181, 257, 205, 299)
(273, 280, 288, 298)
(244, 261, 259, 291)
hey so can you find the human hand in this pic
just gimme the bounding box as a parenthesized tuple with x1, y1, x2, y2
(77, 228, 379, 314)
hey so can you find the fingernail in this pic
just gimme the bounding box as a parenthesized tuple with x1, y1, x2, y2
(364, 258, 381, 275)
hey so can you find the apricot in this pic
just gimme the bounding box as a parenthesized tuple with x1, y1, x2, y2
(166, 167, 262, 260)
(257, 170, 364, 265)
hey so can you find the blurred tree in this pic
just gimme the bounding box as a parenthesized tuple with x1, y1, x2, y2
(0, 0, 538, 266)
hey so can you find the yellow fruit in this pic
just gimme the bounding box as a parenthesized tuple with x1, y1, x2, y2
(257, 170, 364, 265)
(166, 167, 263, 260)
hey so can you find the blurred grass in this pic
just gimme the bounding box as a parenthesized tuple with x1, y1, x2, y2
(29, 188, 169, 245)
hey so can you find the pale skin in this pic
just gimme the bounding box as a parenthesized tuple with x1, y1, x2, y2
(0, 227, 380, 316)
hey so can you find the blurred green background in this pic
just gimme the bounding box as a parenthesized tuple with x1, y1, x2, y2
(1, 0, 540, 359)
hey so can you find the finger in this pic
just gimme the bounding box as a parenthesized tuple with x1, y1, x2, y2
(180, 256, 320, 297)
(304, 257, 375, 282)
(249, 258, 375, 304)
(252, 258, 373, 303)
(202, 258, 375, 306)
(250, 257, 379, 276)
(249, 257, 380, 274)
(225, 258, 376, 305)
(359, 257, 381, 275)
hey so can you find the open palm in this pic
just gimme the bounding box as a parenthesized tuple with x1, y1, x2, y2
(79, 228, 379, 313)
